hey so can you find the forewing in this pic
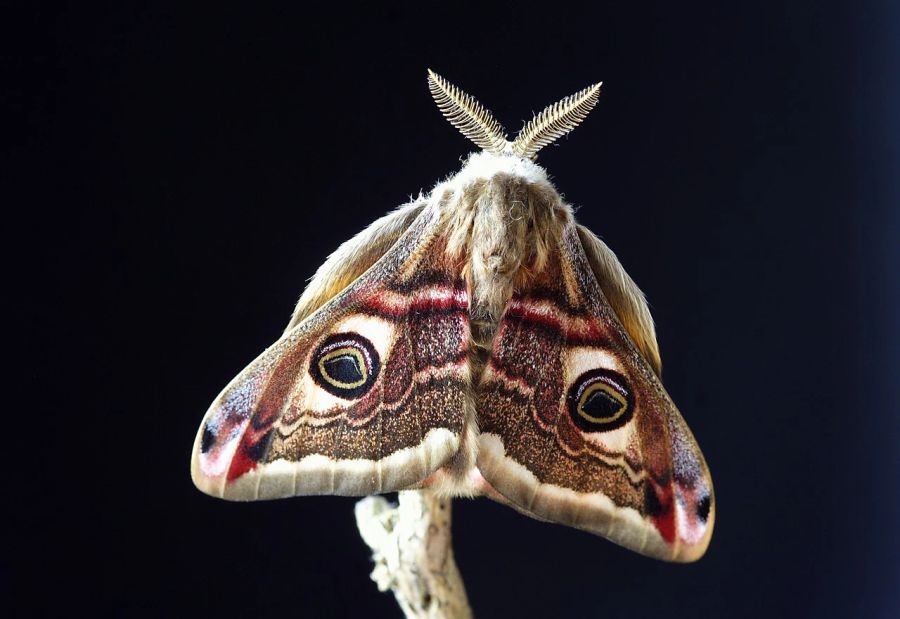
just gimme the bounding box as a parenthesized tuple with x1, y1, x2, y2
(192, 203, 471, 500)
(477, 223, 714, 561)
(575, 224, 662, 376)
(286, 200, 426, 330)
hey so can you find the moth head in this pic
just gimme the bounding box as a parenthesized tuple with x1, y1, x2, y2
(427, 69, 602, 161)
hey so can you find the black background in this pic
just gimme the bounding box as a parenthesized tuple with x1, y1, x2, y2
(7, 2, 899, 617)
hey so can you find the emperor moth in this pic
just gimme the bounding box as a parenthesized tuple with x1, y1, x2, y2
(191, 70, 715, 562)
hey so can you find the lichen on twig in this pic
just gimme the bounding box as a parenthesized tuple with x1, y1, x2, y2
(355, 490, 472, 618)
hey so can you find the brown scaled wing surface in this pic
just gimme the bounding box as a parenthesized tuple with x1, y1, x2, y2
(476, 223, 714, 562)
(192, 204, 471, 500)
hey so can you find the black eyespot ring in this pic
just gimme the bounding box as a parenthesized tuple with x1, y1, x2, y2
(566, 368, 634, 432)
(310, 333, 380, 399)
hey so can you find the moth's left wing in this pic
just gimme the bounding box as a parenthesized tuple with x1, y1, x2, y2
(477, 223, 714, 562)
(192, 203, 471, 500)
(285, 200, 427, 330)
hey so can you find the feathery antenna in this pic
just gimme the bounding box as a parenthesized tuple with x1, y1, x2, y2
(427, 70, 508, 154)
(511, 82, 602, 159)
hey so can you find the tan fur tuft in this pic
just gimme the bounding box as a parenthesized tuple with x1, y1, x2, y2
(433, 154, 572, 386)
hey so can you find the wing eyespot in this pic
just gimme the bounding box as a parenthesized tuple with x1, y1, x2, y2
(311, 333, 380, 399)
(567, 368, 634, 432)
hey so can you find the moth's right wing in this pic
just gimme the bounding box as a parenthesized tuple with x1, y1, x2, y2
(477, 223, 713, 562)
(191, 201, 471, 500)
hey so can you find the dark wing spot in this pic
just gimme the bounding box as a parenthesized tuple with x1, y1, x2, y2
(310, 333, 380, 399)
(567, 369, 633, 432)
(201, 425, 215, 453)
(644, 483, 664, 517)
(323, 354, 365, 384)
(245, 429, 274, 462)
(697, 494, 711, 523)
(582, 389, 622, 419)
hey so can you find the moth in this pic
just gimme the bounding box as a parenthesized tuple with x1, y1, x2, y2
(191, 70, 715, 562)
